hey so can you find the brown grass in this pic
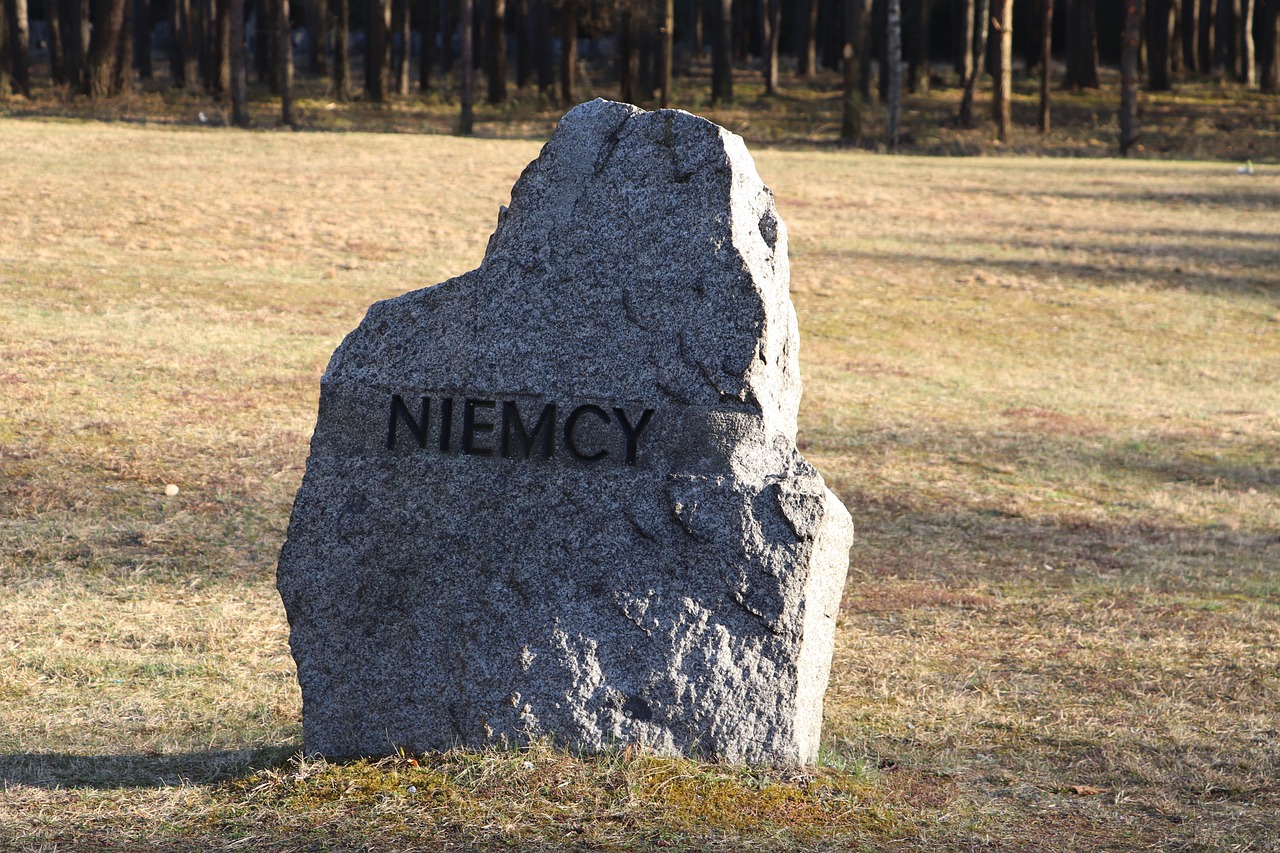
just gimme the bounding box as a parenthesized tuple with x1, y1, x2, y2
(1, 117, 1278, 851)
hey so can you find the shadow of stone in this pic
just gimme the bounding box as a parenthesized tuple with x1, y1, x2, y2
(0, 746, 296, 789)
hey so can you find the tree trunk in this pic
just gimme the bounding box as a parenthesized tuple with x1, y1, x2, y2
(1240, 0, 1255, 82)
(711, 0, 731, 101)
(439, 0, 453, 75)
(230, 0, 249, 124)
(1064, 0, 1099, 86)
(392, 0, 410, 94)
(1260, 0, 1277, 90)
(1199, 0, 1216, 71)
(1215, 0, 1237, 75)
(488, 0, 506, 100)
(254, 0, 271, 84)
(5, 0, 31, 95)
(660, 0, 674, 103)
(886, 0, 901, 147)
(135, 0, 153, 78)
(798, 0, 817, 74)
(1120, 0, 1140, 154)
(315, 0, 330, 76)
(906, 0, 928, 92)
(841, 0, 864, 140)
(214, 0, 230, 98)
(759, 0, 776, 94)
(365, 0, 387, 100)
(958, 0, 988, 125)
(169, 0, 185, 85)
(992, 0, 1010, 141)
(279, 0, 294, 124)
(513, 0, 528, 86)
(460, 0, 474, 130)
(1148, 0, 1173, 88)
(958, 0, 974, 79)
(618, 1, 631, 99)
(0, 1, 9, 96)
(116, 0, 133, 91)
(86, 0, 126, 97)
(559, 0, 575, 103)
(533, 0, 551, 92)
(57, 0, 85, 89)
(1181, 0, 1198, 71)
(421, 0, 437, 89)
(1040, 0, 1052, 131)
(332, 0, 350, 97)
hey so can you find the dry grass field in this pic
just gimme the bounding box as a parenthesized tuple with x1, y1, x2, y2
(1, 117, 1278, 851)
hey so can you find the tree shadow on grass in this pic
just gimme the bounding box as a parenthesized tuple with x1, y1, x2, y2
(0, 745, 296, 789)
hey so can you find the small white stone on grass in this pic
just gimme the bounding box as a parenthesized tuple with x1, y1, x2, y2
(164, 484, 180, 496)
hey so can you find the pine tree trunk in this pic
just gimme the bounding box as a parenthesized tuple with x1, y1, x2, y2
(333, 0, 350, 97)
(169, 0, 185, 85)
(886, 0, 901, 147)
(7, 0, 31, 95)
(958, 0, 974, 80)
(1241, 0, 1255, 82)
(57, 0, 84, 90)
(119, 0, 135, 92)
(711, 0, 732, 101)
(840, 0, 864, 140)
(280, 0, 294, 124)
(0, 2, 9, 96)
(798, 0, 817, 75)
(1065, 0, 1099, 86)
(214, 0, 230, 98)
(1040, 0, 1052, 132)
(460, 0, 474, 130)
(1120, 0, 1141, 154)
(365, 0, 387, 101)
(86, 0, 127, 97)
(560, 0, 575, 103)
(533, 0, 552, 92)
(1199, 0, 1216, 72)
(992, 0, 1010, 141)
(906, 0, 928, 92)
(513, 0, 528, 86)
(618, 1, 631, 100)
(1215, 0, 1237, 75)
(135, 0, 153, 78)
(45, 0, 64, 85)
(230, 0, 249, 124)
(1181, 0, 1198, 71)
(392, 0, 410, 94)
(760, 0, 777, 94)
(254, 0, 271, 84)
(1148, 0, 1173, 88)
(421, 0, 437, 89)
(488, 0, 506, 101)
(660, 0, 674, 103)
(958, 0, 988, 125)
(1260, 0, 1278, 91)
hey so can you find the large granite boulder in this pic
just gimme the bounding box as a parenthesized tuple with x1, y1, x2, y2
(278, 99, 853, 766)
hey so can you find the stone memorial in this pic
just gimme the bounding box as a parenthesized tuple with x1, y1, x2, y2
(277, 99, 853, 766)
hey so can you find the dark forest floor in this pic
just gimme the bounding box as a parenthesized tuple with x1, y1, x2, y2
(3, 52, 1279, 161)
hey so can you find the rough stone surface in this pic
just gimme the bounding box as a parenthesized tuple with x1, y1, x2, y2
(278, 99, 853, 766)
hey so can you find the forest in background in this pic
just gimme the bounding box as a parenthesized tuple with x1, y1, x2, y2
(1, 0, 1278, 151)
